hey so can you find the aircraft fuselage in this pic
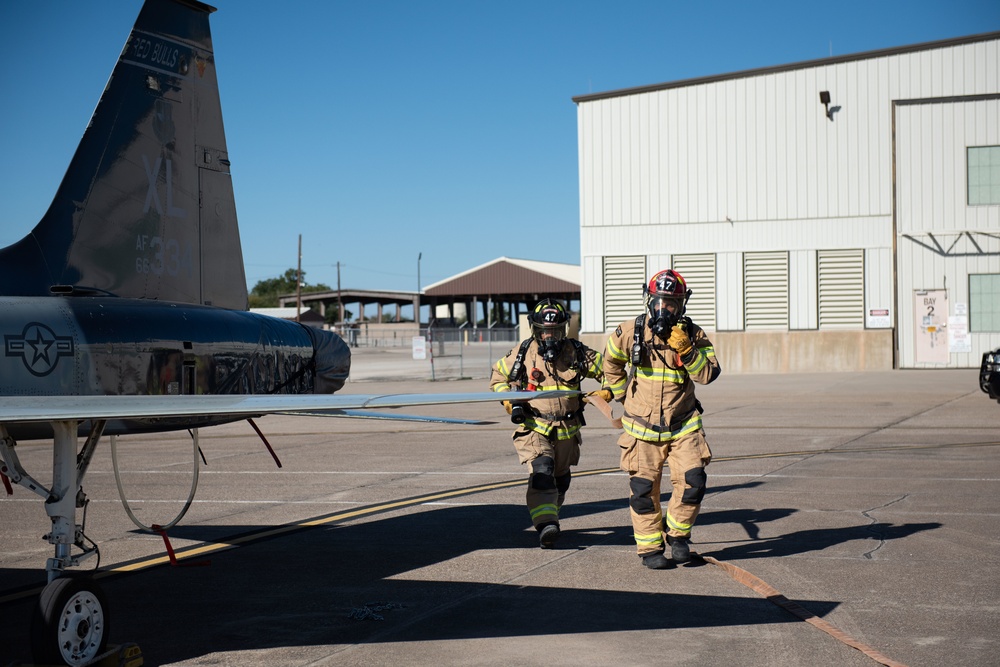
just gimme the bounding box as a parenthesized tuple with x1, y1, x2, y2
(1, 296, 350, 438)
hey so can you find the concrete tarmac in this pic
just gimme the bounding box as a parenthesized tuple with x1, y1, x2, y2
(1, 348, 998, 666)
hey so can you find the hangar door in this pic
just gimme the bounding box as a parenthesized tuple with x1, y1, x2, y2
(894, 96, 1000, 368)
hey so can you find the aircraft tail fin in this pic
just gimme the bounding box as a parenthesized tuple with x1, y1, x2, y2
(0, 0, 248, 309)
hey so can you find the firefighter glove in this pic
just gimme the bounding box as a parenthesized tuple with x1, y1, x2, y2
(503, 400, 513, 415)
(667, 324, 694, 357)
(586, 388, 614, 403)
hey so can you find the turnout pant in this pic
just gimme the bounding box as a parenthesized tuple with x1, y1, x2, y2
(513, 428, 581, 528)
(618, 429, 712, 555)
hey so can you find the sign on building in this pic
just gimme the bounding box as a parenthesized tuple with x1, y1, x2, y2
(914, 290, 948, 363)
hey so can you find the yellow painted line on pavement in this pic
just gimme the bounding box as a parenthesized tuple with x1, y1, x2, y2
(99, 440, 1000, 573)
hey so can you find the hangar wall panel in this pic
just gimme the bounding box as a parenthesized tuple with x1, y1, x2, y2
(577, 33, 999, 370)
(578, 59, 905, 229)
(864, 248, 894, 326)
(580, 216, 890, 258)
(716, 252, 744, 331)
(789, 250, 818, 330)
(582, 254, 604, 337)
(895, 96, 1000, 368)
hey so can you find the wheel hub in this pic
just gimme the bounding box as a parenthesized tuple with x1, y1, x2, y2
(58, 593, 104, 663)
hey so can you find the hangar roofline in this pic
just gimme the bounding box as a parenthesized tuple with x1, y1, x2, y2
(573, 30, 1000, 104)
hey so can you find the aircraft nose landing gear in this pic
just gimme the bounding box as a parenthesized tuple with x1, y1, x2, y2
(30, 574, 109, 666)
(0, 420, 110, 665)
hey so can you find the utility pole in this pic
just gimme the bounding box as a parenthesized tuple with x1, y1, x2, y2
(296, 234, 302, 323)
(336, 261, 343, 324)
(417, 252, 422, 325)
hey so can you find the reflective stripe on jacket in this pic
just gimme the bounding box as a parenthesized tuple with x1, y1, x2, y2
(603, 317, 719, 442)
(490, 338, 604, 439)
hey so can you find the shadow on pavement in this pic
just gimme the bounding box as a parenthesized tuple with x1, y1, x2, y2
(0, 494, 941, 665)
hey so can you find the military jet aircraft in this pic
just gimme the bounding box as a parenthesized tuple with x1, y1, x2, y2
(0, 1, 569, 664)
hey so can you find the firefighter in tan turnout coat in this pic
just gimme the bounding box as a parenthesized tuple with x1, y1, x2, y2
(604, 269, 721, 569)
(490, 299, 605, 548)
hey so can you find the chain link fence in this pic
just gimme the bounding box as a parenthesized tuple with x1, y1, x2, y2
(338, 325, 519, 347)
(342, 325, 524, 382)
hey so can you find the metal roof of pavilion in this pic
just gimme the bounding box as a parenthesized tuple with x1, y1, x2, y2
(422, 257, 579, 297)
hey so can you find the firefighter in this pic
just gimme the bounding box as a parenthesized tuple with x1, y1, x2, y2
(603, 269, 721, 569)
(490, 298, 606, 548)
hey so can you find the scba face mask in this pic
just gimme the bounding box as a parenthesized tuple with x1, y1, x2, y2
(537, 331, 566, 362)
(647, 297, 681, 338)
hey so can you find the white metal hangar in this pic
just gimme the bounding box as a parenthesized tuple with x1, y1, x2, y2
(573, 32, 1000, 372)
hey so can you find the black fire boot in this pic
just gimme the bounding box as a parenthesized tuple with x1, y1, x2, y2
(538, 523, 560, 549)
(640, 551, 671, 569)
(667, 535, 691, 564)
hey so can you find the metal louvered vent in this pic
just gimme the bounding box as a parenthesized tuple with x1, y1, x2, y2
(672, 254, 716, 329)
(818, 249, 864, 328)
(604, 256, 646, 330)
(744, 251, 789, 330)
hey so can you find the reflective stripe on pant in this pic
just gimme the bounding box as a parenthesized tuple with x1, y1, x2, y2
(514, 428, 581, 528)
(619, 429, 711, 555)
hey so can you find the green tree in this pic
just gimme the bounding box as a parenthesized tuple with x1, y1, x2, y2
(249, 269, 331, 308)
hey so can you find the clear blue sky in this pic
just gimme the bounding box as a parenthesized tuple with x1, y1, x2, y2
(1, 1, 997, 294)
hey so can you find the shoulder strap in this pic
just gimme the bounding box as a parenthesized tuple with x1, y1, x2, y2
(624, 314, 647, 391)
(631, 314, 646, 364)
(571, 339, 587, 372)
(507, 338, 533, 383)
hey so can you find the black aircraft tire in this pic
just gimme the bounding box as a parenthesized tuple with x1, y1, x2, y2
(30, 575, 110, 666)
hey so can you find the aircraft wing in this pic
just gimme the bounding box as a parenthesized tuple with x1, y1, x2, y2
(278, 410, 498, 425)
(0, 391, 575, 424)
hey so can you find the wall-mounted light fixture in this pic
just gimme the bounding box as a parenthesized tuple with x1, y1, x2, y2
(819, 90, 839, 121)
